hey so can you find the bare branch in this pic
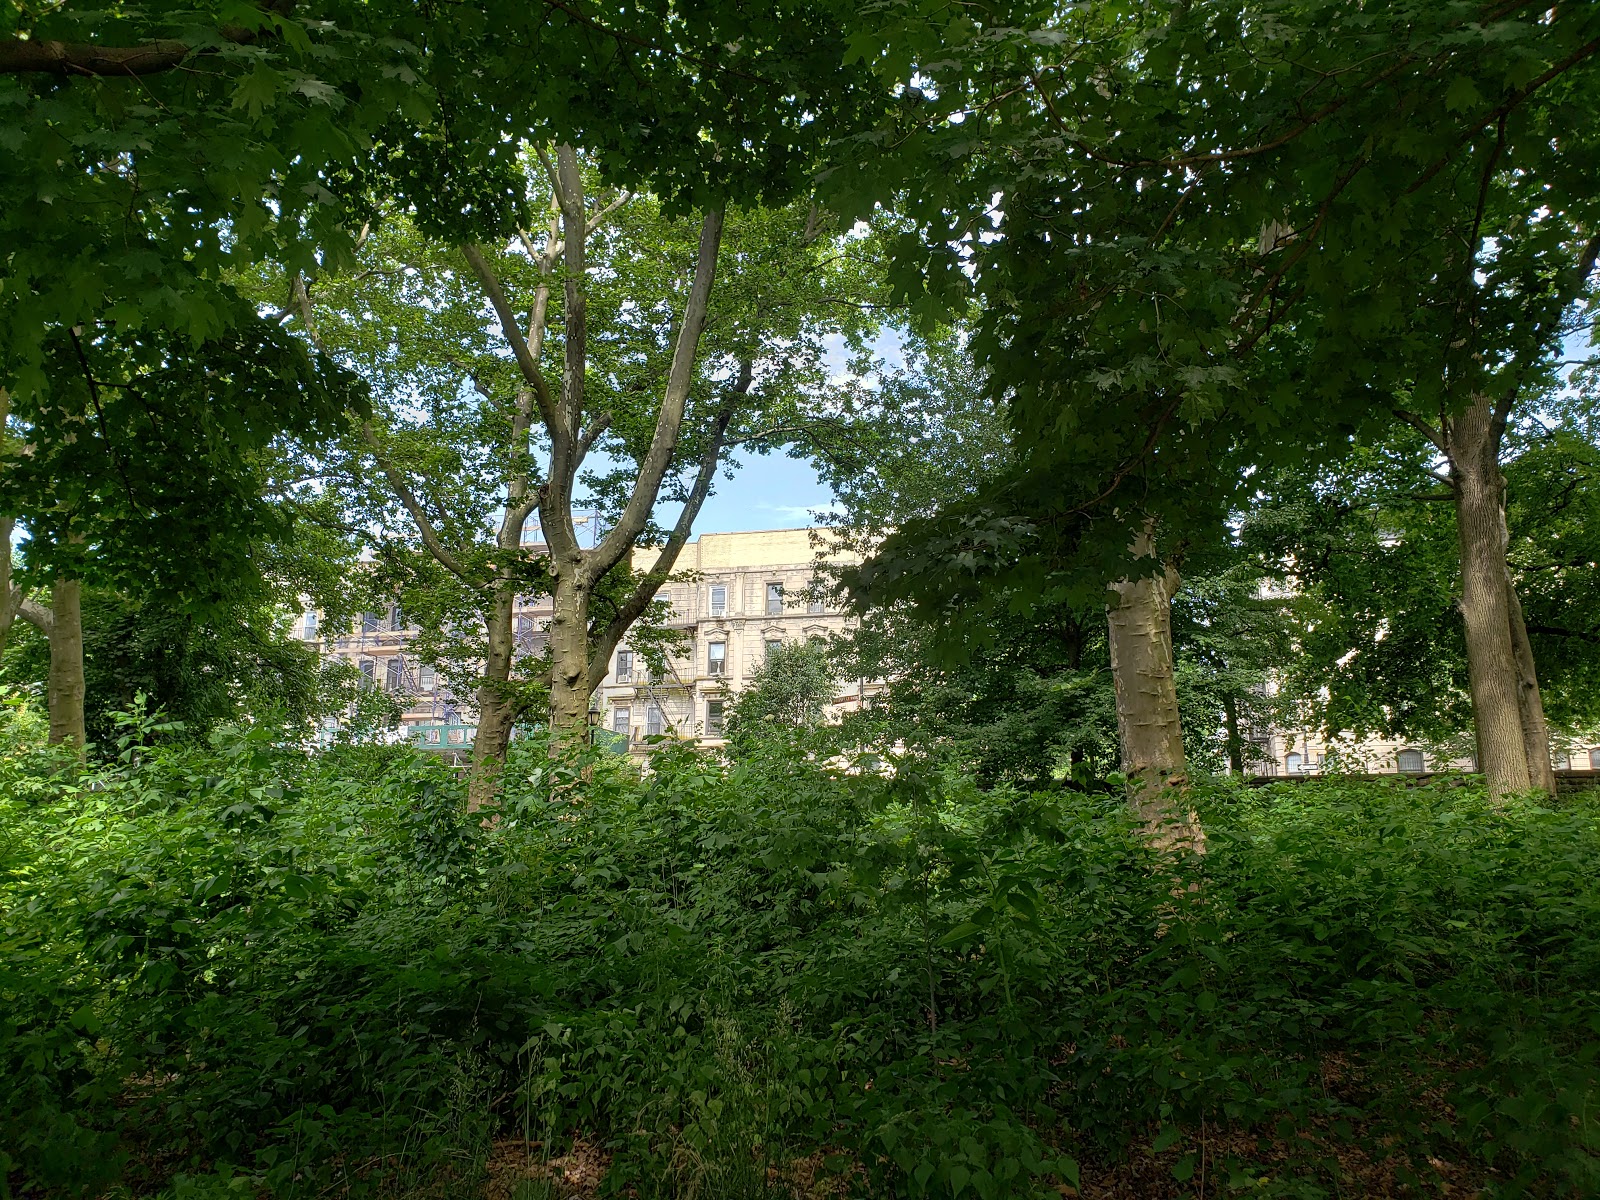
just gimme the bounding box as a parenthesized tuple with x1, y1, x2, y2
(587, 208, 725, 583)
(460, 244, 564, 437)
(586, 190, 633, 237)
(18, 596, 52, 634)
(1391, 408, 1448, 454)
(576, 411, 612, 466)
(534, 145, 562, 199)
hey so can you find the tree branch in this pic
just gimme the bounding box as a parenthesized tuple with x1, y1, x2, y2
(586, 189, 633, 237)
(576, 411, 612, 466)
(1391, 408, 1448, 454)
(1, 1, 300, 75)
(18, 596, 52, 634)
(460, 244, 564, 437)
(587, 208, 725, 583)
(584, 384, 743, 693)
(359, 422, 473, 583)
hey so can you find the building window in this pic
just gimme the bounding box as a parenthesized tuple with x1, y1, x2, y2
(612, 706, 631, 736)
(1285, 752, 1302, 774)
(807, 583, 825, 614)
(515, 614, 535, 653)
(766, 582, 784, 615)
(302, 611, 318, 639)
(389, 605, 406, 631)
(425, 728, 442, 745)
(710, 584, 727, 617)
(646, 704, 663, 737)
(385, 656, 404, 691)
(418, 664, 437, 692)
(361, 611, 380, 634)
(765, 638, 782, 657)
(706, 699, 725, 736)
(707, 641, 726, 676)
(1589, 748, 1600, 771)
(358, 657, 377, 687)
(616, 649, 633, 682)
(1397, 748, 1425, 774)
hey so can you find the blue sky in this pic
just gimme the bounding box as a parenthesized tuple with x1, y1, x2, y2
(664, 450, 837, 534)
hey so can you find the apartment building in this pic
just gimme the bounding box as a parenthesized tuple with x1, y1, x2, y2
(295, 595, 556, 748)
(294, 527, 877, 750)
(596, 527, 882, 748)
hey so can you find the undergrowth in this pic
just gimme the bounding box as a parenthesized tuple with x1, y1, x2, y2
(1, 709, 1596, 1198)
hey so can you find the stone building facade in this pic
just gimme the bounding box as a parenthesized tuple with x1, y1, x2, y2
(294, 527, 877, 750)
(596, 527, 882, 748)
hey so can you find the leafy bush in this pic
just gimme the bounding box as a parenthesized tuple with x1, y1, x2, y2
(3, 712, 1596, 1198)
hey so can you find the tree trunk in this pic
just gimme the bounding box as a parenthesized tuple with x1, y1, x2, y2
(1106, 538, 1200, 853)
(0, 516, 26, 659)
(1506, 571, 1557, 794)
(548, 565, 593, 745)
(1222, 691, 1244, 775)
(1445, 394, 1540, 796)
(46, 579, 86, 752)
(466, 581, 520, 809)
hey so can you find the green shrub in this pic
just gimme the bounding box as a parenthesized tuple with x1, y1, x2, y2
(3, 712, 1596, 1197)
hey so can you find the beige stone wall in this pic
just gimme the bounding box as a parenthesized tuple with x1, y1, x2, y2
(599, 528, 881, 747)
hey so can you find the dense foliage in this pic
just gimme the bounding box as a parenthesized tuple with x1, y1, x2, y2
(4, 711, 1597, 1198)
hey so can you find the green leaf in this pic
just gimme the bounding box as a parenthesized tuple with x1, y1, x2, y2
(1444, 75, 1481, 112)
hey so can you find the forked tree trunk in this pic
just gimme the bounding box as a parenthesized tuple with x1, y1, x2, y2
(1106, 537, 1201, 854)
(47, 579, 86, 752)
(1445, 393, 1547, 797)
(467, 583, 519, 810)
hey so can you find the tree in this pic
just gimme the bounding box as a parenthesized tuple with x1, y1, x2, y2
(1245, 410, 1600, 757)
(4, 0, 893, 756)
(832, 0, 1600, 797)
(0, 322, 357, 748)
(723, 639, 839, 755)
(0, 587, 388, 748)
(290, 150, 879, 803)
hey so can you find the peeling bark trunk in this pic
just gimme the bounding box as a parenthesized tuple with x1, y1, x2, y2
(548, 566, 593, 747)
(467, 583, 518, 810)
(1107, 536, 1201, 853)
(47, 579, 86, 752)
(1445, 394, 1539, 797)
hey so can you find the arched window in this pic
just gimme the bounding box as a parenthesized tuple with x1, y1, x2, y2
(1397, 748, 1425, 774)
(1285, 752, 1303, 774)
(1589, 748, 1600, 771)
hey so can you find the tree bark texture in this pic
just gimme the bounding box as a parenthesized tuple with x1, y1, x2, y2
(1506, 576, 1558, 795)
(1444, 393, 1549, 796)
(46, 579, 86, 752)
(1106, 537, 1201, 853)
(467, 584, 518, 811)
(548, 569, 593, 747)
